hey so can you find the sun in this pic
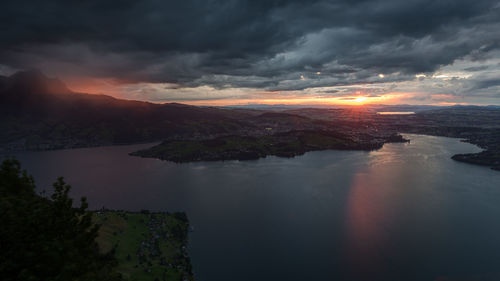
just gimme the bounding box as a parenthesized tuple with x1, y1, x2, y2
(353, 96, 367, 103)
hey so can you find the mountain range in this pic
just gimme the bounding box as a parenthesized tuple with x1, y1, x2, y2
(1, 70, 499, 172)
(0, 70, 328, 151)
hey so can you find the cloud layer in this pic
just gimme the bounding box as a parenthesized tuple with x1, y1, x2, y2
(1, 0, 500, 104)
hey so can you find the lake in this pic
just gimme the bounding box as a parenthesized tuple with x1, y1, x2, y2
(10, 134, 500, 281)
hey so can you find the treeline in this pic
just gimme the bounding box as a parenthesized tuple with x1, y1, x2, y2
(0, 159, 121, 281)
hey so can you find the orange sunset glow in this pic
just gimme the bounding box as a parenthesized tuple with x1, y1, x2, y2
(166, 92, 407, 106)
(163, 95, 397, 106)
(64, 78, 409, 106)
(64, 78, 123, 95)
(3, 1, 500, 281)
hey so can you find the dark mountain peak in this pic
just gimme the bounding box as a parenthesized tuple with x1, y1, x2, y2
(161, 102, 195, 108)
(0, 70, 75, 113)
(5, 69, 72, 96)
(10, 68, 45, 80)
(0, 75, 7, 89)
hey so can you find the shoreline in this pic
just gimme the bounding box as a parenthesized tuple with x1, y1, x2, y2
(129, 130, 409, 163)
(400, 132, 500, 171)
(3, 131, 498, 171)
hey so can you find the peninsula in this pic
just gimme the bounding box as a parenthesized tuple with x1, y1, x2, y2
(131, 130, 408, 162)
(1, 70, 499, 170)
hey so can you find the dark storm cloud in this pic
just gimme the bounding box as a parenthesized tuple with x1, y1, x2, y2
(470, 78, 500, 91)
(463, 66, 490, 72)
(1, 0, 499, 90)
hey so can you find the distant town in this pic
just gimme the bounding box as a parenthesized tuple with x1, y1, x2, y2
(1, 70, 499, 170)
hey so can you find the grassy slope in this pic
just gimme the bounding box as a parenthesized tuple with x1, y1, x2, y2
(93, 211, 193, 281)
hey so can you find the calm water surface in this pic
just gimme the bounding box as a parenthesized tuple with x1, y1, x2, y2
(11, 134, 500, 281)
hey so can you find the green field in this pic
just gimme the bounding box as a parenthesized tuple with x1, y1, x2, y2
(93, 211, 194, 281)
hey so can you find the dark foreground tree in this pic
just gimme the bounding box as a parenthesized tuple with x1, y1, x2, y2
(0, 159, 121, 281)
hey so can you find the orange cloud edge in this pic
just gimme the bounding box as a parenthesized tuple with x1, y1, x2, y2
(65, 78, 475, 107)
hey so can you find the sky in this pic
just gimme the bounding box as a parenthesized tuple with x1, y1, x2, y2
(1, 0, 500, 106)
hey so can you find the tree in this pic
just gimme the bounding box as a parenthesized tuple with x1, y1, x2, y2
(0, 159, 121, 281)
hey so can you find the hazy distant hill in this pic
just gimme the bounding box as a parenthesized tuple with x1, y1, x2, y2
(417, 106, 500, 128)
(0, 70, 327, 151)
(2, 70, 499, 171)
(0, 70, 258, 151)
